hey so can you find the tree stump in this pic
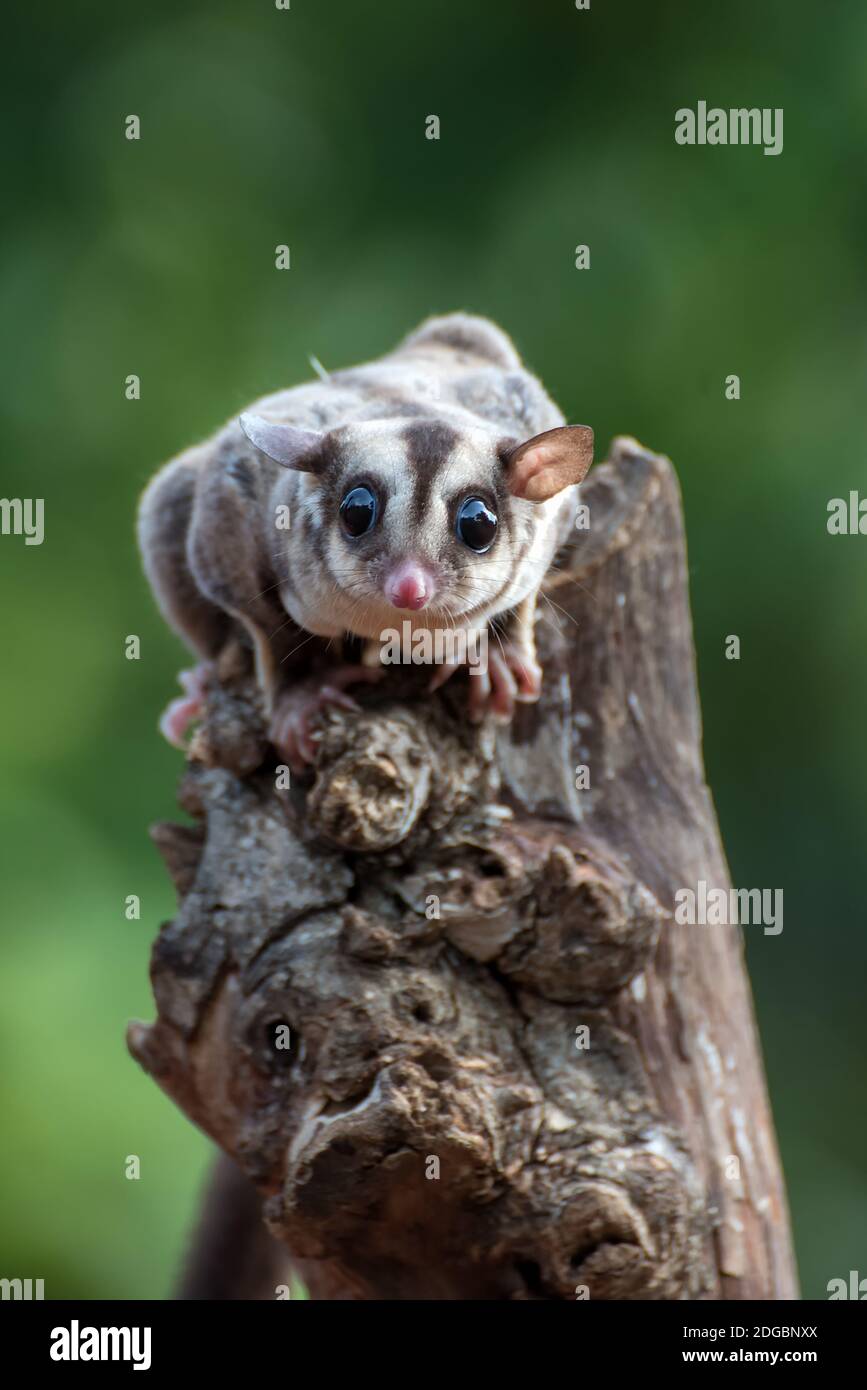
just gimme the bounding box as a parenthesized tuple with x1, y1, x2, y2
(128, 437, 798, 1300)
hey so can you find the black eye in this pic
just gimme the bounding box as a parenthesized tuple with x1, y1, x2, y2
(340, 486, 377, 537)
(456, 497, 497, 552)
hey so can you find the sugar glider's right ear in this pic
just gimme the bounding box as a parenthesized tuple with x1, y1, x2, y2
(504, 425, 594, 502)
(239, 413, 323, 471)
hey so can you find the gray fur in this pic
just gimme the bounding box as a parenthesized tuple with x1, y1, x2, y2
(137, 313, 590, 705)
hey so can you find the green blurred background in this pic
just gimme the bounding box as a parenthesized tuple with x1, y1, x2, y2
(1, 0, 865, 1299)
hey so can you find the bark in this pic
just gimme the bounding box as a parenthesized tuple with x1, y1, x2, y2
(128, 437, 798, 1300)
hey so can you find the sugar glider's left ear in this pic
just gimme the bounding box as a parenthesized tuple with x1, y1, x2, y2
(504, 425, 594, 502)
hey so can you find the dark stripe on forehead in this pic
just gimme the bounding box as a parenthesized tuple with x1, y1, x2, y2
(402, 420, 460, 525)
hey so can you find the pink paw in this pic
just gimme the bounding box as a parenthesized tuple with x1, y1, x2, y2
(429, 643, 541, 723)
(159, 665, 212, 748)
(271, 665, 383, 774)
(468, 644, 542, 723)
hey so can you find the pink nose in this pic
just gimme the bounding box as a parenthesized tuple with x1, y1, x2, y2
(386, 562, 434, 610)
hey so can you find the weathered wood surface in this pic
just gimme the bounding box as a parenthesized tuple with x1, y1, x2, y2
(128, 438, 798, 1300)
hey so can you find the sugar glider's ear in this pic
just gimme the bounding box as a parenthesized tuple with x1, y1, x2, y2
(503, 425, 594, 502)
(239, 413, 323, 472)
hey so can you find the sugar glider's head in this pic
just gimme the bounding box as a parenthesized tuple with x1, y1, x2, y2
(240, 413, 593, 637)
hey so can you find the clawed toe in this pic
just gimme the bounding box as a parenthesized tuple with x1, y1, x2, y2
(467, 646, 541, 724)
(159, 663, 213, 748)
(510, 652, 542, 703)
(270, 665, 382, 773)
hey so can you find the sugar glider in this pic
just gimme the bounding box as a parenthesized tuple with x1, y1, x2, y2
(137, 313, 593, 770)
